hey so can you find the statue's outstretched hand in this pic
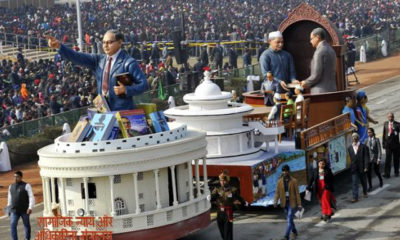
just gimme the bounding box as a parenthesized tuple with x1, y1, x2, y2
(45, 35, 61, 49)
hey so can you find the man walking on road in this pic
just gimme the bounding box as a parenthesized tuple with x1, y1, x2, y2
(274, 164, 302, 240)
(382, 112, 400, 178)
(7, 171, 35, 240)
(347, 133, 369, 202)
(211, 171, 244, 240)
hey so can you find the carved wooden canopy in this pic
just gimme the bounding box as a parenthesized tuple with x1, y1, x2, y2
(279, 2, 343, 46)
(277, 2, 346, 85)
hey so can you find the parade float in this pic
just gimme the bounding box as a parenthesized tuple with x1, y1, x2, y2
(35, 3, 357, 240)
(37, 120, 211, 239)
(166, 3, 355, 206)
(165, 71, 308, 206)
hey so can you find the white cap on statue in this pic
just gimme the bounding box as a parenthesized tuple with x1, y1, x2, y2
(268, 31, 283, 41)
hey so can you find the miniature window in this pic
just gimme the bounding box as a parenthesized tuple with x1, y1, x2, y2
(139, 204, 145, 212)
(81, 183, 97, 199)
(115, 197, 128, 216)
(123, 218, 133, 228)
(114, 175, 121, 184)
(147, 215, 154, 226)
(137, 172, 144, 181)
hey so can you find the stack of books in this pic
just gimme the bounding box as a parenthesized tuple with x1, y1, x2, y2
(68, 95, 170, 142)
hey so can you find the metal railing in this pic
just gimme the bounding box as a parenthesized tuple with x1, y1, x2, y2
(1, 107, 88, 140)
(352, 28, 400, 61)
(0, 83, 189, 140)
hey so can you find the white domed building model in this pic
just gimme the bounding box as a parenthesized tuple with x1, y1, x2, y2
(165, 71, 306, 206)
(165, 71, 256, 159)
(38, 122, 211, 240)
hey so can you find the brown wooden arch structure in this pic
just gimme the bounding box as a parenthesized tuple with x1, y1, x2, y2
(278, 3, 346, 91)
(243, 3, 355, 126)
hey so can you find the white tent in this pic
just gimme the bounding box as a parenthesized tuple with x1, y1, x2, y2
(0, 142, 11, 172)
(360, 45, 367, 63)
(381, 40, 388, 57)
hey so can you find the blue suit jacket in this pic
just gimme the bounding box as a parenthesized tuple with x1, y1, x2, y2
(259, 48, 296, 84)
(58, 44, 148, 111)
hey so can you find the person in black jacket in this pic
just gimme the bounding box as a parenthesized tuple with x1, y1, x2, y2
(211, 42, 223, 70)
(227, 46, 238, 69)
(347, 132, 369, 202)
(382, 112, 400, 178)
(364, 127, 383, 190)
(7, 171, 35, 240)
(200, 44, 209, 67)
(307, 158, 335, 221)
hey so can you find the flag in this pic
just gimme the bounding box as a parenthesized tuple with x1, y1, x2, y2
(158, 79, 167, 100)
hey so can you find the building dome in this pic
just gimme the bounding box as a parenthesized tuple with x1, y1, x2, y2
(194, 71, 222, 97)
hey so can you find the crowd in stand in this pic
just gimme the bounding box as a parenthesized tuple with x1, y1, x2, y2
(0, 0, 399, 47)
(0, 46, 183, 128)
(0, 0, 400, 127)
(0, 54, 96, 128)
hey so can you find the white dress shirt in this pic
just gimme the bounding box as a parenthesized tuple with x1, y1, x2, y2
(102, 49, 122, 80)
(352, 142, 360, 154)
(8, 183, 35, 210)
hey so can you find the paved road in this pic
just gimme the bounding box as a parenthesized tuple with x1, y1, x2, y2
(1, 76, 399, 240)
(180, 76, 400, 240)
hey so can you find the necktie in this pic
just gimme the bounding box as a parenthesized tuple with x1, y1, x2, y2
(389, 122, 393, 135)
(102, 57, 112, 96)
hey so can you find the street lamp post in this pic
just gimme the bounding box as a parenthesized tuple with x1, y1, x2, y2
(76, 0, 83, 51)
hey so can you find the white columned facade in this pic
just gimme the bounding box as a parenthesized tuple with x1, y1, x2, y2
(239, 135, 243, 152)
(60, 178, 67, 216)
(154, 169, 162, 209)
(83, 177, 89, 216)
(109, 176, 115, 216)
(50, 177, 56, 206)
(202, 157, 209, 194)
(42, 177, 49, 215)
(195, 159, 200, 197)
(188, 161, 194, 200)
(45, 178, 51, 215)
(170, 165, 178, 206)
(133, 173, 140, 214)
(217, 137, 222, 155)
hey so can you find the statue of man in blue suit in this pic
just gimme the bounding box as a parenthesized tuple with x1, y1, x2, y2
(46, 30, 148, 111)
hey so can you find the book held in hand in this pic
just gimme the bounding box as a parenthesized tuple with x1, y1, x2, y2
(149, 111, 169, 133)
(115, 72, 134, 86)
(93, 95, 110, 113)
(115, 72, 134, 97)
(68, 116, 92, 142)
(91, 113, 116, 141)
